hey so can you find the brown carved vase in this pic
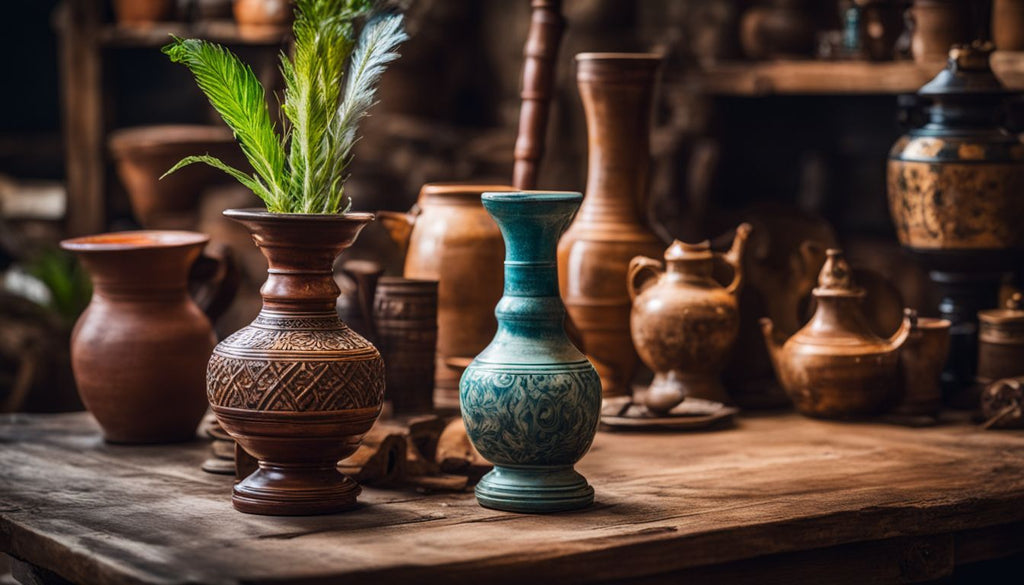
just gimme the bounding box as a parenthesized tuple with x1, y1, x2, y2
(558, 53, 665, 399)
(379, 183, 514, 408)
(762, 249, 914, 419)
(207, 209, 384, 516)
(61, 231, 216, 444)
(628, 225, 751, 412)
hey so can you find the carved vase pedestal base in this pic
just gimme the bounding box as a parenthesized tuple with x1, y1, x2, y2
(213, 406, 377, 515)
(476, 466, 594, 514)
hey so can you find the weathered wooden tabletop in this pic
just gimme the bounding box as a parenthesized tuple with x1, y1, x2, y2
(2, 412, 1024, 585)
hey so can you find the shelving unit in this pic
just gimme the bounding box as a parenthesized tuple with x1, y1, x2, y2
(687, 53, 1024, 97)
(53, 0, 289, 236)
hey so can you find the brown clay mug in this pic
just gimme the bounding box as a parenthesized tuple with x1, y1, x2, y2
(893, 316, 951, 416)
(62, 231, 233, 443)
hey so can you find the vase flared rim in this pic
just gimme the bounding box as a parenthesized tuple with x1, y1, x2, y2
(481, 191, 582, 203)
(223, 207, 375, 224)
(576, 52, 663, 62)
(61, 230, 209, 252)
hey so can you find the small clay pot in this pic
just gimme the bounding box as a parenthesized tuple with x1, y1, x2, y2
(372, 277, 438, 415)
(61, 231, 217, 444)
(893, 316, 951, 416)
(910, 0, 967, 63)
(233, 0, 293, 31)
(978, 294, 1024, 386)
(109, 125, 244, 229)
(739, 0, 817, 60)
(993, 0, 1024, 51)
(113, 0, 175, 25)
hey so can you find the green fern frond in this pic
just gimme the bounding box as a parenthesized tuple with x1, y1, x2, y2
(162, 1, 404, 215)
(162, 38, 290, 211)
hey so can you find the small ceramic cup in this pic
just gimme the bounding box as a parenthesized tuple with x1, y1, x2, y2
(894, 316, 951, 416)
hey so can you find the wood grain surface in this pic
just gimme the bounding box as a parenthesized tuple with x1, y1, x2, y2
(2, 412, 1024, 585)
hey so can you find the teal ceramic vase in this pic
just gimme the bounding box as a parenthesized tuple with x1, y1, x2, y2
(460, 191, 602, 514)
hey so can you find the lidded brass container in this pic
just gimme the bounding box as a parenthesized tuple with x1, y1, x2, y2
(887, 41, 1024, 402)
(978, 293, 1024, 386)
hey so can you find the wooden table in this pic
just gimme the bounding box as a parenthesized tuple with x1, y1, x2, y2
(2, 412, 1024, 585)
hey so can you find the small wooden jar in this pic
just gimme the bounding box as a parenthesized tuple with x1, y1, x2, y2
(978, 294, 1024, 386)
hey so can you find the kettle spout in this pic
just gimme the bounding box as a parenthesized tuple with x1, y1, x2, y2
(887, 308, 916, 353)
(760, 317, 785, 370)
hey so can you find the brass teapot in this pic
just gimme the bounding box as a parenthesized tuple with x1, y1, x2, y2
(628, 224, 751, 413)
(761, 249, 914, 418)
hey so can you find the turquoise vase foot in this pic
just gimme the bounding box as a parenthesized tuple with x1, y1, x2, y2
(475, 466, 594, 514)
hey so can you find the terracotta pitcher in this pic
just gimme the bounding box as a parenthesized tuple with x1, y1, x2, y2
(558, 53, 665, 398)
(379, 183, 515, 408)
(628, 224, 751, 412)
(762, 249, 914, 419)
(61, 231, 223, 443)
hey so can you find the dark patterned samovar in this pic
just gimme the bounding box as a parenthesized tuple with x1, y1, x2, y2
(888, 41, 1024, 407)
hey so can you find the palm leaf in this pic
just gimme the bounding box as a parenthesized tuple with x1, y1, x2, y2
(163, 38, 289, 211)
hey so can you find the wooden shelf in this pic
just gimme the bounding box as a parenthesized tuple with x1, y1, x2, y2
(688, 52, 1024, 97)
(687, 60, 947, 96)
(98, 20, 290, 48)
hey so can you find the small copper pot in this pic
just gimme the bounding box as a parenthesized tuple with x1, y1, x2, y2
(978, 294, 1024, 386)
(893, 316, 951, 416)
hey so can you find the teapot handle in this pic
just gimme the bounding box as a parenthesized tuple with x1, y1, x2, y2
(377, 209, 419, 254)
(188, 242, 239, 325)
(721, 223, 752, 296)
(627, 256, 664, 302)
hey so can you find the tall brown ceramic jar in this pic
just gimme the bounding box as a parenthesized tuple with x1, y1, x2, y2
(993, 0, 1024, 51)
(207, 209, 383, 515)
(558, 53, 665, 398)
(61, 231, 216, 444)
(379, 183, 514, 408)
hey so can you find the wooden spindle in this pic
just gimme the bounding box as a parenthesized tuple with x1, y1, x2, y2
(512, 0, 566, 190)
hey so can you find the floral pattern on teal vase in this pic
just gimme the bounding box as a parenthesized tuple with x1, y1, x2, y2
(460, 365, 601, 466)
(460, 191, 602, 514)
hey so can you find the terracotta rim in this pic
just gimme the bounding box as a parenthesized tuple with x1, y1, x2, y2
(223, 208, 376, 223)
(915, 317, 952, 330)
(108, 124, 235, 151)
(60, 230, 209, 252)
(979, 310, 1024, 323)
(575, 52, 664, 61)
(420, 183, 515, 196)
(481, 191, 582, 203)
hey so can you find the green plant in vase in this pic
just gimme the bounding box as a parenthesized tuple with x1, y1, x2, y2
(164, 0, 410, 516)
(163, 0, 405, 214)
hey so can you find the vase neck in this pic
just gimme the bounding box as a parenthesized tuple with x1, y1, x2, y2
(576, 54, 661, 225)
(225, 210, 374, 315)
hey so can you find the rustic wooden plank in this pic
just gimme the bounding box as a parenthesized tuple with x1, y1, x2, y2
(2, 412, 1024, 585)
(687, 61, 947, 96)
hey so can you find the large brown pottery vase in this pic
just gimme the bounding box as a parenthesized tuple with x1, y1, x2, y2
(993, 0, 1024, 51)
(61, 231, 216, 444)
(109, 125, 243, 229)
(887, 42, 1024, 405)
(628, 225, 750, 412)
(558, 53, 665, 399)
(379, 183, 514, 408)
(113, 0, 175, 25)
(762, 249, 914, 419)
(206, 209, 384, 515)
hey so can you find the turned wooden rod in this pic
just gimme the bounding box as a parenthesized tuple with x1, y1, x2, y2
(512, 0, 566, 190)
